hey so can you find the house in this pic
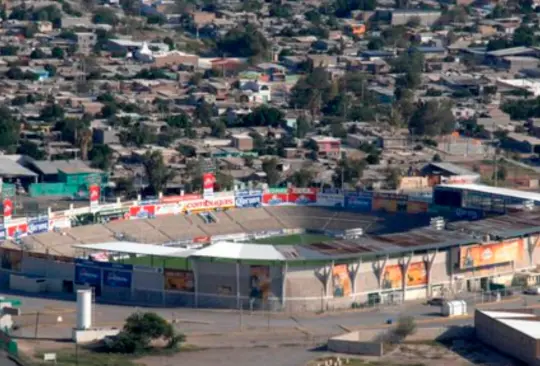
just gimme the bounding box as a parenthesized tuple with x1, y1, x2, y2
(75, 32, 97, 55)
(389, 10, 442, 26)
(238, 80, 271, 104)
(502, 132, 540, 153)
(310, 136, 341, 158)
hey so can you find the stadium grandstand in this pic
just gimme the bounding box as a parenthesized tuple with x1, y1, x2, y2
(1, 186, 540, 312)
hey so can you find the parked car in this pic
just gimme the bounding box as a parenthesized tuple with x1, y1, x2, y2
(524, 287, 540, 295)
(427, 297, 444, 306)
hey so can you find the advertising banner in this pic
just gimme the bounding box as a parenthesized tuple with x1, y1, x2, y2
(459, 239, 524, 269)
(203, 173, 215, 198)
(6, 223, 28, 239)
(0, 225, 5, 241)
(75, 265, 101, 286)
(155, 203, 182, 216)
(344, 192, 372, 211)
(406, 201, 429, 214)
(249, 265, 271, 300)
(382, 262, 427, 289)
(183, 196, 235, 211)
(193, 236, 211, 244)
(129, 205, 156, 219)
(161, 194, 202, 204)
(316, 193, 344, 207)
(288, 188, 317, 205)
(89, 185, 100, 208)
(164, 269, 194, 292)
(96, 207, 127, 223)
(28, 217, 49, 234)
(262, 192, 289, 206)
(103, 269, 132, 288)
(235, 190, 262, 208)
(3, 198, 12, 223)
(332, 264, 351, 297)
(49, 217, 71, 230)
(372, 197, 397, 212)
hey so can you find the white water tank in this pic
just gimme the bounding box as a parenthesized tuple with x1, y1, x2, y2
(441, 300, 467, 317)
(76, 289, 92, 330)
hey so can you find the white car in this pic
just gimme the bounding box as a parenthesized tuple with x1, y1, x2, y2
(524, 287, 540, 295)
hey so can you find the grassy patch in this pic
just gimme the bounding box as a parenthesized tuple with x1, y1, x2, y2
(250, 234, 332, 245)
(32, 348, 141, 366)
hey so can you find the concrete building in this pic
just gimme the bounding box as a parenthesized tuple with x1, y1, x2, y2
(475, 309, 540, 366)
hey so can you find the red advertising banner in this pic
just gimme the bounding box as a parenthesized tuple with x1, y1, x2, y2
(129, 205, 156, 219)
(288, 187, 317, 204)
(183, 196, 234, 211)
(193, 236, 211, 244)
(262, 193, 288, 206)
(203, 173, 215, 198)
(3, 199, 12, 221)
(161, 194, 202, 204)
(89, 185, 100, 206)
(6, 223, 28, 238)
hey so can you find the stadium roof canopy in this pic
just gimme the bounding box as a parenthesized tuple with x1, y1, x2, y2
(192, 241, 286, 261)
(438, 183, 540, 202)
(73, 242, 195, 257)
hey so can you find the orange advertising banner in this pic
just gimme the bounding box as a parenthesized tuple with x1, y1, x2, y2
(164, 269, 194, 292)
(459, 239, 524, 269)
(382, 262, 427, 289)
(332, 264, 351, 297)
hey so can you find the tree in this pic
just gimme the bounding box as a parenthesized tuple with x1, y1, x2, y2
(333, 157, 365, 188)
(166, 114, 191, 128)
(367, 38, 384, 50)
(333, 0, 376, 17)
(210, 120, 227, 138)
(432, 153, 442, 162)
(194, 101, 214, 125)
(40, 103, 65, 122)
(513, 26, 537, 47)
(163, 36, 175, 51)
(141, 150, 175, 195)
(330, 123, 347, 138)
(30, 48, 47, 59)
(393, 316, 417, 340)
(409, 100, 456, 136)
(270, 3, 293, 18)
(215, 171, 234, 190)
(217, 24, 270, 58)
(51, 46, 65, 59)
(119, 124, 156, 147)
(93, 7, 119, 25)
(295, 115, 311, 138)
(262, 158, 281, 186)
(290, 67, 333, 116)
(106, 312, 183, 353)
(0, 107, 20, 150)
(289, 168, 314, 187)
(243, 105, 285, 127)
(89, 144, 114, 170)
(44, 64, 57, 77)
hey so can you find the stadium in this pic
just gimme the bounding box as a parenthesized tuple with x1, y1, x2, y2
(1, 185, 540, 312)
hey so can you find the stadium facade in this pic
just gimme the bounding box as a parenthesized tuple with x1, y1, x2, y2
(1, 186, 540, 312)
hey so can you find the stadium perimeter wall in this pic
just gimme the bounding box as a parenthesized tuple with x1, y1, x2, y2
(0, 189, 538, 311)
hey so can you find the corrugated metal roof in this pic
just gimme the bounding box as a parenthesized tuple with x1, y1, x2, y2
(193, 241, 285, 261)
(0, 158, 37, 177)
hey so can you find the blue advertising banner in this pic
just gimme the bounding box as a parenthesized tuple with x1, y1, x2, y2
(103, 269, 132, 288)
(0, 225, 5, 241)
(235, 189, 263, 196)
(235, 194, 262, 208)
(28, 217, 49, 234)
(74, 258, 132, 270)
(75, 265, 101, 286)
(345, 192, 373, 211)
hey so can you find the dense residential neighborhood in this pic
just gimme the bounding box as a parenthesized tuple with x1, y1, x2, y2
(0, 0, 540, 203)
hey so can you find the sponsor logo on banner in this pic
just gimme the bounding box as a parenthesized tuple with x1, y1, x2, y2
(460, 239, 524, 269)
(184, 197, 234, 211)
(382, 262, 427, 289)
(161, 194, 202, 203)
(262, 193, 288, 206)
(236, 189, 263, 196)
(75, 265, 101, 286)
(89, 185, 100, 207)
(235, 195, 262, 208)
(6, 223, 28, 239)
(103, 269, 132, 288)
(316, 193, 344, 207)
(193, 236, 210, 243)
(129, 205, 156, 219)
(288, 188, 317, 205)
(155, 203, 181, 216)
(203, 173, 215, 198)
(28, 217, 49, 234)
(345, 192, 373, 211)
(164, 269, 194, 292)
(3, 199, 12, 222)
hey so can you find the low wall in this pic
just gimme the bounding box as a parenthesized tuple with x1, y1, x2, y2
(328, 332, 383, 356)
(73, 328, 120, 344)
